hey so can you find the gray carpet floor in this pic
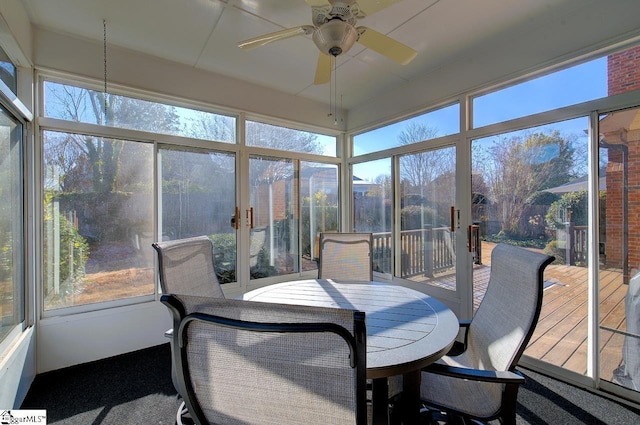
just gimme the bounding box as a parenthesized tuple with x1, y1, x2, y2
(21, 343, 640, 424)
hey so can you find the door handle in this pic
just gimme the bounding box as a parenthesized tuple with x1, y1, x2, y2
(450, 206, 455, 232)
(246, 207, 254, 229)
(233, 206, 239, 230)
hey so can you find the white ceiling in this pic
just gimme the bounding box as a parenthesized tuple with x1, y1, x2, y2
(16, 0, 636, 112)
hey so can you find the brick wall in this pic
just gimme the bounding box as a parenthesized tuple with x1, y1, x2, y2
(608, 45, 640, 96)
(605, 148, 625, 269)
(628, 134, 640, 274)
(604, 45, 640, 278)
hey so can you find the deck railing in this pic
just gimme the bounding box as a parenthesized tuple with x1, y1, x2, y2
(372, 227, 456, 277)
(567, 224, 588, 265)
(556, 223, 588, 266)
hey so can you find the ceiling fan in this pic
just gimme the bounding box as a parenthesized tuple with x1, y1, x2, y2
(237, 0, 417, 85)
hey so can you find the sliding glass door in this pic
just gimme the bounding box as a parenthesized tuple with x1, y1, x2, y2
(599, 106, 640, 395)
(158, 147, 237, 284)
(471, 118, 591, 371)
(399, 145, 457, 292)
(248, 155, 296, 279)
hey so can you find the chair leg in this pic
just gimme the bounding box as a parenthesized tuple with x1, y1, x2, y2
(372, 377, 390, 425)
(500, 382, 520, 425)
(175, 400, 191, 425)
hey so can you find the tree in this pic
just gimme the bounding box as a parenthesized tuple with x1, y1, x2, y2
(526, 131, 577, 190)
(184, 111, 235, 143)
(474, 130, 575, 235)
(397, 122, 455, 226)
(243, 121, 321, 191)
(398, 122, 452, 188)
(245, 121, 321, 154)
(45, 84, 180, 193)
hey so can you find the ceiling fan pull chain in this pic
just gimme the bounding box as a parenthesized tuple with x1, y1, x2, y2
(333, 56, 338, 125)
(103, 19, 108, 123)
(328, 56, 333, 120)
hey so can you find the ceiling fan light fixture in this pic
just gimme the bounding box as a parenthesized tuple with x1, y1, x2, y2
(312, 19, 357, 57)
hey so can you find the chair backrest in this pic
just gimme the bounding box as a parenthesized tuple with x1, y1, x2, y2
(162, 294, 368, 425)
(152, 236, 225, 298)
(318, 232, 373, 281)
(463, 243, 554, 372)
(249, 226, 267, 267)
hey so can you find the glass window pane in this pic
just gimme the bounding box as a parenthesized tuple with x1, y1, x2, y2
(249, 156, 298, 278)
(43, 131, 154, 310)
(0, 106, 23, 343)
(471, 117, 590, 373)
(353, 104, 459, 156)
(301, 162, 338, 270)
(473, 58, 607, 127)
(159, 147, 237, 284)
(599, 107, 640, 393)
(43, 80, 236, 143)
(246, 120, 336, 156)
(353, 159, 392, 274)
(400, 146, 456, 289)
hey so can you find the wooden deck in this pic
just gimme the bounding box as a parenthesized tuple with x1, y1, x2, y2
(472, 242, 629, 382)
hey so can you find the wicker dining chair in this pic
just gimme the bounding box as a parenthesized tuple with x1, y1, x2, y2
(420, 243, 554, 425)
(318, 232, 373, 281)
(162, 294, 368, 425)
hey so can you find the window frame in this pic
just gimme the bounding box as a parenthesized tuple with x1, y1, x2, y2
(36, 70, 344, 315)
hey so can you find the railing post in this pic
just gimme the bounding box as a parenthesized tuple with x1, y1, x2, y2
(564, 221, 574, 266)
(424, 225, 433, 278)
(472, 221, 482, 265)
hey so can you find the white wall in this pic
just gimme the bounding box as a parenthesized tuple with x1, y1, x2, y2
(0, 328, 35, 408)
(0, 0, 32, 66)
(37, 301, 170, 373)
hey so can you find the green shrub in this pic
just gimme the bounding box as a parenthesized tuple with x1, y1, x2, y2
(209, 233, 278, 283)
(43, 212, 90, 298)
(527, 191, 560, 205)
(484, 231, 548, 249)
(544, 240, 566, 265)
(0, 229, 14, 283)
(400, 205, 439, 230)
(546, 190, 587, 230)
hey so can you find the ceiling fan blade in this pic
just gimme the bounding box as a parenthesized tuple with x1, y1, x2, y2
(357, 0, 403, 16)
(238, 26, 314, 50)
(314, 52, 334, 85)
(305, 0, 330, 6)
(357, 27, 417, 65)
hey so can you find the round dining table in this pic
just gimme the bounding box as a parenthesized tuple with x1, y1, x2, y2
(243, 279, 459, 425)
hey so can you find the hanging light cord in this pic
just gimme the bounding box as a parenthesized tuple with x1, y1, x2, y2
(333, 56, 338, 126)
(103, 19, 108, 120)
(328, 56, 333, 120)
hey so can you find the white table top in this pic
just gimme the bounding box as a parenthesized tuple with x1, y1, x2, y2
(243, 279, 459, 379)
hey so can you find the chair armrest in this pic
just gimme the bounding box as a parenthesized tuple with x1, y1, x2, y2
(447, 319, 472, 356)
(423, 362, 526, 385)
(459, 319, 471, 328)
